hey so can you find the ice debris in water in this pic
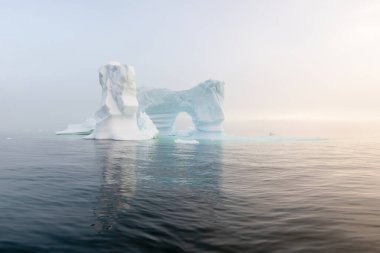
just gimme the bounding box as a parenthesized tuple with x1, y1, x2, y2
(174, 139, 199, 144)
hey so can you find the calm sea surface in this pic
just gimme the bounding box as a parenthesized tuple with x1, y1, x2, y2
(1, 133, 380, 252)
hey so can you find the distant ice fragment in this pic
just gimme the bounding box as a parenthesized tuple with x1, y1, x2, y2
(174, 139, 199, 144)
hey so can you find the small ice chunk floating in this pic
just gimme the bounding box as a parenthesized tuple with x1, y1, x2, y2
(57, 62, 225, 140)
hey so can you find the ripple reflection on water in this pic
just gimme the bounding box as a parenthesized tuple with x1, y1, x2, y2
(1, 136, 380, 252)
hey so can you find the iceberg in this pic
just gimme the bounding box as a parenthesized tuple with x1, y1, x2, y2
(85, 62, 157, 140)
(57, 62, 225, 140)
(137, 80, 225, 137)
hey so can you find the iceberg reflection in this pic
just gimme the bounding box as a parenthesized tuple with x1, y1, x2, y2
(92, 139, 223, 232)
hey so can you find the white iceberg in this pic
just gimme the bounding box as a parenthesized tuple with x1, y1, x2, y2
(85, 62, 157, 140)
(57, 62, 225, 140)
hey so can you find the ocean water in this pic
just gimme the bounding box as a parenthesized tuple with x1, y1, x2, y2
(1, 133, 380, 252)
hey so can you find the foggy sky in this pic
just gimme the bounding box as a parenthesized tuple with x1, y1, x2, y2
(1, 0, 380, 131)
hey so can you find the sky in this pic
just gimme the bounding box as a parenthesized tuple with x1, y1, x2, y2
(0, 0, 380, 132)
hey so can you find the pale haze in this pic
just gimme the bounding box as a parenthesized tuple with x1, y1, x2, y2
(1, 0, 380, 134)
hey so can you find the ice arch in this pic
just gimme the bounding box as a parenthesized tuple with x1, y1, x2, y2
(137, 80, 225, 136)
(173, 112, 194, 131)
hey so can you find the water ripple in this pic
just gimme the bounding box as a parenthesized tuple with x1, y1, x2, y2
(1, 135, 380, 252)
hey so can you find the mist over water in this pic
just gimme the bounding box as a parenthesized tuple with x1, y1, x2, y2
(176, 117, 380, 139)
(1, 129, 380, 252)
(8, 117, 380, 141)
(1, 0, 380, 251)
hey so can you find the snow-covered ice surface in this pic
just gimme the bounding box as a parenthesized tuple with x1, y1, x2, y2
(137, 79, 224, 136)
(85, 62, 157, 140)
